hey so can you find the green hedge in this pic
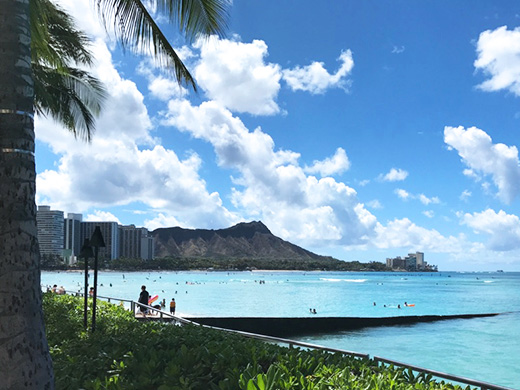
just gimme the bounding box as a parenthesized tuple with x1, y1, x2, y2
(43, 293, 470, 390)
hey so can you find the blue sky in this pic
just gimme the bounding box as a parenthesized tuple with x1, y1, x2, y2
(36, 1, 520, 271)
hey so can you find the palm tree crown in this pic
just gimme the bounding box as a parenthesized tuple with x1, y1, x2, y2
(31, 0, 107, 141)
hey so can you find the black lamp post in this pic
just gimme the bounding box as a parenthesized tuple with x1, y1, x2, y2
(90, 226, 105, 332)
(79, 238, 94, 329)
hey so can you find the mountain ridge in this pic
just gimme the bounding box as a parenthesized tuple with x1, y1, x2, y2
(152, 221, 333, 261)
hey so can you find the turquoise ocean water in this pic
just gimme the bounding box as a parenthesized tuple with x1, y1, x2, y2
(42, 270, 520, 388)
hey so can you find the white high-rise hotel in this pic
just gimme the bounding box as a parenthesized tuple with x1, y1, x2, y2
(385, 251, 436, 271)
(36, 206, 64, 256)
(37, 206, 154, 263)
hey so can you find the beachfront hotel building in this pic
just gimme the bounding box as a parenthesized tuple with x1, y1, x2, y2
(119, 225, 154, 261)
(36, 206, 154, 263)
(64, 213, 82, 264)
(81, 221, 120, 261)
(386, 252, 435, 271)
(37, 206, 64, 256)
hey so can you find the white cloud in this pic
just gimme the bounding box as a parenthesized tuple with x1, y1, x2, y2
(374, 218, 470, 253)
(148, 76, 186, 101)
(418, 194, 440, 205)
(463, 168, 480, 180)
(423, 210, 434, 218)
(444, 126, 520, 204)
(36, 140, 238, 229)
(380, 168, 409, 182)
(395, 189, 440, 205)
(460, 190, 472, 201)
(55, 0, 106, 40)
(461, 209, 520, 251)
(194, 37, 282, 115)
(35, 38, 238, 230)
(282, 50, 354, 94)
(85, 210, 121, 223)
(395, 188, 410, 200)
(392, 46, 405, 54)
(474, 26, 520, 96)
(137, 60, 188, 101)
(366, 200, 383, 209)
(304, 148, 350, 176)
(145, 213, 184, 231)
(163, 98, 378, 247)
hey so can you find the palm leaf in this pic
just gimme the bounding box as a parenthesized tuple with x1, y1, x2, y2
(94, 0, 229, 90)
(31, 0, 107, 140)
(33, 63, 107, 141)
(156, 0, 229, 41)
(31, 0, 93, 69)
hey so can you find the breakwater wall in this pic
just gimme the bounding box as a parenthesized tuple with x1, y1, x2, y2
(186, 313, 501, 337)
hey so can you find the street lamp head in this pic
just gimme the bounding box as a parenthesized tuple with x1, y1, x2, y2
(90, 226, 106, 248)
(79, 239, 94, 258)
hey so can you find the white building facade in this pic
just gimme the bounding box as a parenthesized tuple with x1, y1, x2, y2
(36, 206, 64, 256)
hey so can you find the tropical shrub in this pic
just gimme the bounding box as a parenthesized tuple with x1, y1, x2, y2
(43, 293, 471, 390)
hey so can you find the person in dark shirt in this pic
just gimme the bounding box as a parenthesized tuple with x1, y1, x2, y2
(138, 285, 149, 315)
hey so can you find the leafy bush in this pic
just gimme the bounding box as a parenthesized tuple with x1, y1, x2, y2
(43, 293, 470, 390)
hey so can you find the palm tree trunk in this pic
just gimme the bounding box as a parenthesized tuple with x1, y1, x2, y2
(0, 0, 54, 388)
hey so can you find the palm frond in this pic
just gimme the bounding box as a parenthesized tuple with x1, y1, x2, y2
(33, 63, 108, 141)
(157, 0, 229, 41)
(31, 0, 94, 68)
(94, 0, 229, 90)
(31, 0, 107, 141)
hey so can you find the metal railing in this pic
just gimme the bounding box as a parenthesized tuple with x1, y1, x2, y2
(373, 356, 514, 390)
(184, 321, 515, 390)
(64, 291, 517, 390)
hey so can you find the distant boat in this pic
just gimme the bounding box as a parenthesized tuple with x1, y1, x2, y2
(497, 270, 504, 273)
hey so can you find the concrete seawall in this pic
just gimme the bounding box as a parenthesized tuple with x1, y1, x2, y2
(186, 313, 501, 337)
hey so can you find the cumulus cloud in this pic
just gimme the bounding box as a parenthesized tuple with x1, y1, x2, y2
(36, 138, 238, 229)
(418, 194, 440, 205)
(474, 26, 520, 96)
(394, 189, 439, 205)
(395, 188, 410, 200)
(282, 50, 354, 94)
(145, 213, 184, 231)
(137, 60, 188, 101)
(460, 190, 472, 201)
(374, 218, 469, 252)
(163, 98, 378, 246)
(380, 168, 409, 182)
(194, 37, 282, 115)
(34, 26, 238, 230)
(304, 148, 350, 176)
(461, 209, 520, 251)
(56, 0, 106, 40)
(85, 210, 121, 223)
(366, 200, 382, 209)
(444, 126, 520, 204)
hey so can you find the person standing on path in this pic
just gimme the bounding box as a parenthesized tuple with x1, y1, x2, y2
(138, 285, 150, 315)
(170, 298, 176, 315)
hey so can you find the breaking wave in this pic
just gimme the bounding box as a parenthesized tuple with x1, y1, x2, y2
(320, 278, 367, 283)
